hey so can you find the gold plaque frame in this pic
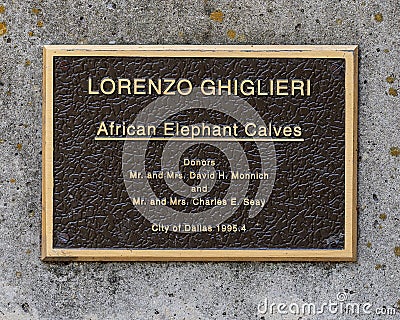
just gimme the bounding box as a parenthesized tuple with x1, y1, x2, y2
(42, 45, 358, 261)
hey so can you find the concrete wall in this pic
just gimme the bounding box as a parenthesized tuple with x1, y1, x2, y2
(0, 0, 399, 319)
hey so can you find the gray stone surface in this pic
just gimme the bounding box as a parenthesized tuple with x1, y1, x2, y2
(0, 0, 399, 319)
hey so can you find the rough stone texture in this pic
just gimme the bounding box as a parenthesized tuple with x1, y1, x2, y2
(0, 0, 399, 319)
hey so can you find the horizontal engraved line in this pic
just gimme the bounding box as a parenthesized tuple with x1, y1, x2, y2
(94, 137, 305, 142)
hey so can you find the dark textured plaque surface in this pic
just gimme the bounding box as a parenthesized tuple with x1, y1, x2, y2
(52, 56, 345, 250)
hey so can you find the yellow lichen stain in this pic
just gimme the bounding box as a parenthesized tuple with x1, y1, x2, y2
(29, 211, 35, 217)
(383, 49, 389, 53)
(237, 34, 246, 41)
(77, 38, 88, 45)
(390, 146, 400, 156)
(336, 18, 342, 25)
(394, 246, 400, 257)
(0, 138, 4, 143)
(389, 87, 398, 96)
(386, 76, 395, 83)
(210, 10, 224, 23)
(375, 264, 382, 270)
(28, 31, 34, 37)
(25, 59, 31, 66)
(378, 224, 383, 229)
(10, 178, 16, 183)
(37, 20, 43, 28)
(32, 8, 41, 15)
(178, 31, 184, 38)
(26, 249, 32, 254)
(0, 5, 5, 14)
(0, 21, 7, 36)
(17, 143, 22, 150)
(15, 271, 22, 278)
(6, 90, 11, 96)
(227, 29, 236, 39)
(366, 241, 372, 248)
(379, 213, 387, 221)
(374, 13, 383, 22)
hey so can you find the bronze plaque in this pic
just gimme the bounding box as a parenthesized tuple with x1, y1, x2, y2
(42, 45, 358, 261)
